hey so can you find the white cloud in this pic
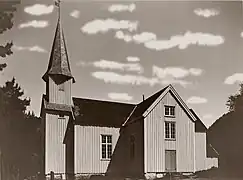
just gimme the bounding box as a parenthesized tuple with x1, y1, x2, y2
(13, 45, 47, 53)
(187, 96, 208, 104)
(194, 8, 220, 18)
(77, 60, 143, 74)
(93, 60, 143, 73)
(91, 71, 191, 87)
(108, 92, 133, 101)
(115, 31, 132, 42)
(70, 10, 80, 18)
(24, 4, 54, 16)
(115, 31, 224, 50)
(92, 71, 159, 86)
(152, 65, 203, 79)
(19, 20, 49, 28)
(145, 31, 224, 51)
(108, 3, 136, 13)
(133, 32, 157, 43)
(189, 68, 203, 76)
(126, 56, 140, 62)
(115, 31, 157, 44)
(81, 19, 138, 34)
(241, 32, 243, 38)
(224, 73, 243, 85)
(203, 114, 213, 119)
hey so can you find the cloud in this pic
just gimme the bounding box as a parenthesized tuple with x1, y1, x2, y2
(115, 31, 156, 44)
(187, 96, 208, 104)
(241, 32, 243, 38)
(92, 71, 159, 86)
(13, 45, 47, 53)
(224, 73, 243, 85)
(194, 8, 220, 18)
(126, 56, 140, 62)
(108, 92, 133, 101)
(24, 4, 54, 16)
(108, 3, 136, 13)
(133, 32, 157, 43)
(70, 10, 80, 18)
(152, 65, 203, 79)
(19, 20, 49, 28)
(115, 31, 132, 42)
(115, 31, 224, 50)
(203, 114, 213, 119)
(81, 19, 138, 34)
(77, 59, 143, 74)
(145, 31, 224, 51)
(91, 71, 191, 87)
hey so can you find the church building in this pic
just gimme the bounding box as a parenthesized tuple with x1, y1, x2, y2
(40, 4, 218, 180)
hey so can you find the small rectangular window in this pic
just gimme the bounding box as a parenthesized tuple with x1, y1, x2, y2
(164, 106, 175, 117)
(101, 135, 112, 160)
(165, 121, 176, 140)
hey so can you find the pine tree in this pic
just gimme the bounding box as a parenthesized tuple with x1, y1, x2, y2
(0, 1, 20, 71)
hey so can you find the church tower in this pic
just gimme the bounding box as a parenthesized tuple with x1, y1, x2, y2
(41, 1, 75, 178)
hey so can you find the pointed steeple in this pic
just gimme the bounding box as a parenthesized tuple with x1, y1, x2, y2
(42, 0, 75, 83)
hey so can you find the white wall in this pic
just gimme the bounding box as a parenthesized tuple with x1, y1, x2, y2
(74, 126, 120, 174)
(144, 91, 195, 173)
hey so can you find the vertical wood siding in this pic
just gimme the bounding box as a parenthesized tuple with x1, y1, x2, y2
(45, 113, 69, 174)
(144, 91, 195, 173)
(195, 133, 206, 171)
(49, 77, 72, 105)
(74, 126, 120, 174)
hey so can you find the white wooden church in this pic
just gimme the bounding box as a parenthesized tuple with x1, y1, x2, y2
(40, 5, 218, 180)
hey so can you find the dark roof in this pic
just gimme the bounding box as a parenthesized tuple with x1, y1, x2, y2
(42, 19, 75, 83)
(125, 86, 168, 124)
(72, 97, 136, 127)
(189, 109, 207, 132)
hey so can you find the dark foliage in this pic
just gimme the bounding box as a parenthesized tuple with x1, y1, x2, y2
(0, 1, 20, 71)
(0, 77, 41, 180)
(226, 83, 243, 111)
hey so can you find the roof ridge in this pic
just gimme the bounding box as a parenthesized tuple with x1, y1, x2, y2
(72, 97, 136, 106)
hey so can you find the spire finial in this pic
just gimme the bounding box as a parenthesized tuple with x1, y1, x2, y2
(55, 0, 61, 21)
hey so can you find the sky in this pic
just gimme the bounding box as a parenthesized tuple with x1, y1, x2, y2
(1, 0, 243, 128)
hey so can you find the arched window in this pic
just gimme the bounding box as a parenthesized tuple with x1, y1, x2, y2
(130, 135, 135, 159)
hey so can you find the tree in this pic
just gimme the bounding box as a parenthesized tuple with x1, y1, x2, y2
(0, 1, 20, 71)
(0, 77, 41, 180)
(226, 83, 243, 111)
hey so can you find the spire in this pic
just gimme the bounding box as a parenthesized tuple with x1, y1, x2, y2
(42, 0, 75, 83)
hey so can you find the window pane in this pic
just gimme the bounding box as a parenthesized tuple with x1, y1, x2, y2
(107, 145, 112, 159)
(102, 135, 106, 143)
(171, 123, 176, 139)
(170, 107, 175, 116)
(102, 144, 106, 159)
(165, 122, 170, 138)
(165, 106, 170, 116)
(107, 135, 112, 144)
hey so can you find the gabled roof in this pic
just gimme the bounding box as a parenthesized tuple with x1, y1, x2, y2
(122, 86, 168, 126)
(123, 85, 197, 126)
(73, 97, 136, 128)
(42, 18, 75, 83)
(190, 109, 207, 132)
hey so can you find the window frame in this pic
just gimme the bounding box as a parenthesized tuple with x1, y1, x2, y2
(165, 121, 176, 140)
(164, 105, 175, 117)
(100, 134, 112, 160)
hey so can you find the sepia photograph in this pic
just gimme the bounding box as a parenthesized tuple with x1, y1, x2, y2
(0, 0, 243, 180)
